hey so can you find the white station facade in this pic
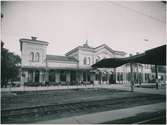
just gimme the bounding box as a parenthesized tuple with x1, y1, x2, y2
(20, 37, 163, 86)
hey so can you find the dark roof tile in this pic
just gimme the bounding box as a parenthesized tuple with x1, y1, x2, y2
(47, 55, 78, 62)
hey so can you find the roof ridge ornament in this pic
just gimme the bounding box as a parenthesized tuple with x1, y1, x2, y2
(83, 40, 89, 47)
(86, 39, 88, 45)
(31, 36, 37, 41)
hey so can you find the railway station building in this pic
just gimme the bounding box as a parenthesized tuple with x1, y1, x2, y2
(20, 37, 165, 86)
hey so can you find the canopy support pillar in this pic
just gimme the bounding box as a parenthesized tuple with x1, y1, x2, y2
(155, 65, 159, 89)
(130, 63, 134, 92)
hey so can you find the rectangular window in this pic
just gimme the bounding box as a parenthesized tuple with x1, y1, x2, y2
(95, 74, 100, 81)
(60, 70, 66, 82)
(87, 72, 90, 81)
(120, 73, 123, 81)
(70, 71, 76, 81)
(42, 72, 45, 82)
(28, 70, 33, 82)
(145, 73, 150, 82)
(49, 70, 56, 82)
(127, 72, 131, 81)
(117, 72, 120, 81)
(83, 72, 86, 81)
(102, 75, 107, 81)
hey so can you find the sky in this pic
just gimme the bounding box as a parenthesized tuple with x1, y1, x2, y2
(1, 1, 166, 56)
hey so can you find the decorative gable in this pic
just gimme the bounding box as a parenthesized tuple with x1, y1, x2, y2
(95, 44, 126, 57)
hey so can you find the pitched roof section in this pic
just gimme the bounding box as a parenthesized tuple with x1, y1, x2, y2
(47, 55, 78, 62)
(95, 44, 126, 55)
(65, 46, 80, 56)
(65, 45, 95, 56)
(65, 43, 126, 56)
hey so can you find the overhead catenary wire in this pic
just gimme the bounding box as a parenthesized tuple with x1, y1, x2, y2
(110, 2, 165, 24)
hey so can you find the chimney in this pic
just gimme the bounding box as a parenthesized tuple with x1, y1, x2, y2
(136, 52, 140, 55)
(129, 54, 133, 57)
(31, 36, 37, 41)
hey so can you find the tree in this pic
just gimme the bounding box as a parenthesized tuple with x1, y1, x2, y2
(1, 41, 21, 87)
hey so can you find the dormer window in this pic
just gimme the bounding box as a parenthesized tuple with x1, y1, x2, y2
(30, 52, 34, 62)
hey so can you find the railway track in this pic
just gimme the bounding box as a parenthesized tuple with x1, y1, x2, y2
(134, 116, 166, 124)
(102, 109, 166, 124)
(1, 95, 165, 123)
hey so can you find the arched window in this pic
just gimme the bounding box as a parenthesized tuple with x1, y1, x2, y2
(88, 57, 91, 65)
(83, 57, 87, 65)
(35, 52, 40, 62)
(30, 52, 34, 61)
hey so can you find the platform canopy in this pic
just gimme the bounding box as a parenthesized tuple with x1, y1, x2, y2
(92, 58, 128, 68)
(92, 45, 166, 68)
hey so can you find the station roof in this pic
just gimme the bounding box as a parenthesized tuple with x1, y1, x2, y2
(92, 44, 166, 68)
(127, 44, 166, 65)
(46, 55, 78, 62)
